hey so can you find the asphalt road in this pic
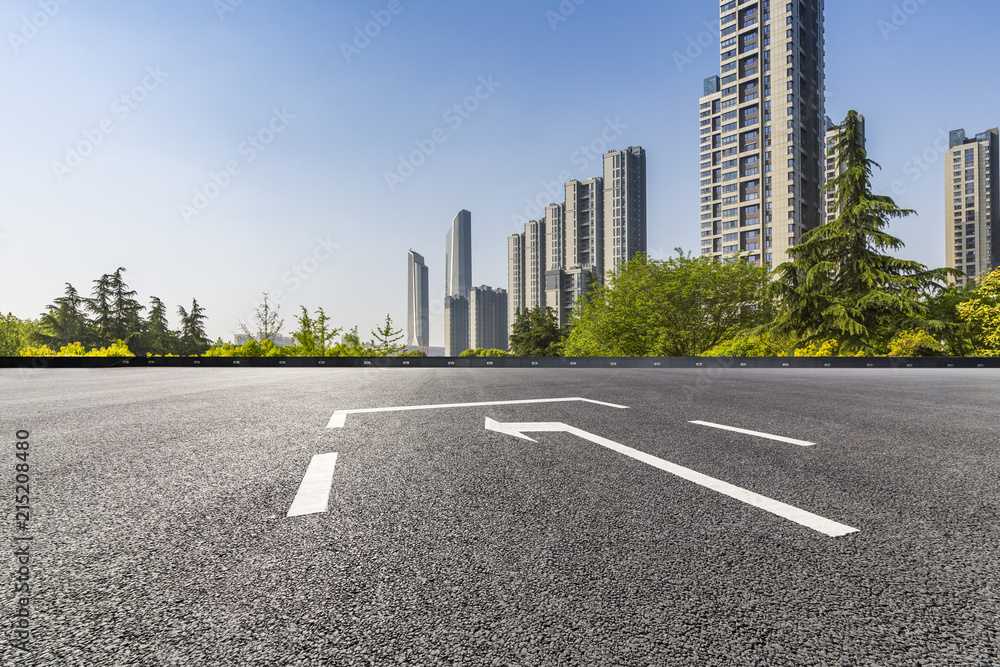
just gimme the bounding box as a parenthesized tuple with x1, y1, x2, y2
(2, 368, 999, 666)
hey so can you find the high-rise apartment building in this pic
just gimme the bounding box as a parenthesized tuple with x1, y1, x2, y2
(508, 148, 647, 333)
(603, 146, 647, 280)
(470, 286, 509, 351)
(823, 113, 865, 224)
(406, 250, 429, 351)
(566, 177, 605, 276)
(946, 128, 998, 287)
(446, 210, 473, 299)
(699, 0, 826, 267)
(545, 203, 566, 271)
(444, 296, 469, 356)
(524, 219, 547, 310)
(507, 234, 525, 337)
(544, 266, 594, 328)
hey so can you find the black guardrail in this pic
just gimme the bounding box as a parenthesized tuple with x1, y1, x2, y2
(0, 356, 997, 369)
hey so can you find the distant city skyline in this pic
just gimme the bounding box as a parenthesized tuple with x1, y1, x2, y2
(2, 1, 998, 347)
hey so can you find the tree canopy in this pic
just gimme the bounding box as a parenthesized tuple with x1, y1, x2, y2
(563, 251, 771, 357)
(509, 306, 563, 357)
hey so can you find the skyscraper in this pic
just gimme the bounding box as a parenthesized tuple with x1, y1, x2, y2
(603, 146, 647, 280)
(445, 210, 473, 299)
(946, 128, 998, 288)
(470, 286, 509, 351)
(699, 0, 826, 267)
(445, 209, 472, 356)
(406, 250, 429, 352)
(823, 113, 865, 224)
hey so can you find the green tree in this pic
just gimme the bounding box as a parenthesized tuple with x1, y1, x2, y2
(132, 296, 182, 356)
(292, 307, 342, 356)
(108, 268, 145, 344)
(369, 314, 405, 357)
(957, 268, 1000, 356)
(509, 306, 564, 357)
(564, 252, 770, 357)
(918, 284, 980, 356)
(177, 298, 210, 355)
(768, 111, 957, 354)
(87, 273, 115, 346)
(36, 283, 92, 349)
(240, 293, 284, 343)
(339, 326, 368, 357)
(0, 313, 35, 356)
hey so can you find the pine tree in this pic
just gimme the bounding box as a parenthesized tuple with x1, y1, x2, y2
(509, 306, 563, 357)
(178, 299, 210, 355)
(37, 283, 92, 349)
(87, 274, 115, 346)
(108, 267, 144, 344)
(769, 110, 958, 353)
(137, 296, 180, 356)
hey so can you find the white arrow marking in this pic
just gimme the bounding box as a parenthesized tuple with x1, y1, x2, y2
(287, 453, 339, 517)
(328, 397, 628, 429)
(689, 420, 817, 447)
(486, 419, 858, 538)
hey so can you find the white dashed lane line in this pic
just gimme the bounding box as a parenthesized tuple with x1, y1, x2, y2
(286, 453, 339, 517)
(689, 420, 817, 447)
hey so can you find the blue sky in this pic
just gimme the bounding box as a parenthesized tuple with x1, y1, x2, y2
(2, 0, 999, 346)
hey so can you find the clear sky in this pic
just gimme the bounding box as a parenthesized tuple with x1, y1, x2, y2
(2, 0, 999, 346)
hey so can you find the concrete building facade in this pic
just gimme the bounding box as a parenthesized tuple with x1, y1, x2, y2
(445, 210, 473, 355)
(444, 295, 469, 356)
(566, 178, 605, 277)
(603, 146, 648, 280)
(524, 219, 547, 310)
(470, 286, 509, 351)
(699, 0, 826, 267)
(446, 210, 473, 299)
(507, 233, 525, 337)
(946, 128, 998, 287)
(406, 250, 429, 352)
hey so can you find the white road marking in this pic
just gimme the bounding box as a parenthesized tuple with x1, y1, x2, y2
(487, 419, 857, 538)
(328, 397, 629, 429)
(287, 453, 339, 517)
(689, 420, 817, 447)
